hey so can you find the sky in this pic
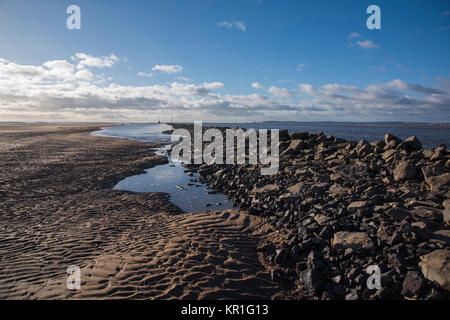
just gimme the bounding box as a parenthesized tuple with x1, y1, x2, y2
(0, 0, 449, 123)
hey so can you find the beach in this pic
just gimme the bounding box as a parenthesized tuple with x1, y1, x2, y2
(0, 124, 293, 299)
(1, 123, 449, 300)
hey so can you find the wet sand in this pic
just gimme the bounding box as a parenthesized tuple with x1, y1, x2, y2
(0, 124, 292, 299)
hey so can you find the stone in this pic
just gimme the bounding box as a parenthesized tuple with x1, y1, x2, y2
(281, 139, 302, 156)
(345, 290, 359, 300)
(419, 250, 450, 291)
(274, 248, 290, 267)
(444, 208, 450, 225)
(422, 162, 445, 181)
(271, 269, 284, 282)
(393, 161, 417, 181)
(385, 207, 410, 221)
(291, 131, 309, 140)
(314, 214, 330, 226)
(410, 206, 443, 222)
(331, 231, 374, 251)
(430, 230, 450, 245)
(382, 149, 397, 160)
(347, 201, 369, 210)
(385, 133, 402, 147)
(443, 199, 450, 209)
(250, 184, 278, 195)
(290, 245, 302, 263)
(287, 182, 304, 195)
(426, 173, 450, 193)
(401, 271, 425, 298)
(401, 136, 422, 152)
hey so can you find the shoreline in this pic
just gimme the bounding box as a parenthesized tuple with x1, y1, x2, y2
(0, 124, 294, 299)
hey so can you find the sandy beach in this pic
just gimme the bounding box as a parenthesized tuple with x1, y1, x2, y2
(0, 124, 293, 299)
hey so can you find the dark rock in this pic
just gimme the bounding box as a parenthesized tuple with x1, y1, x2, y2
(385, 133, 402, 148)
(291, 131, 309, 140)
(401, 271, 425, 298)
(274, 248, 290, 267)
(271, 269, 284, 282)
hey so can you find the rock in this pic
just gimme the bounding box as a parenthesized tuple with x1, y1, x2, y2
(426, 173, 450, 193)
(422, 162, 445, 181)
(430, 148, 445, 161)
(281, 139, 302, 156)
(385, 207, 410, 221)
(443, 199, 450, 209)
(371, 287, 393, 300)
(250, 184, 278, 195)
(314, 214, 330, 226)
(298, 269, 323, 295)
(345, 290, 359, 300)
(279, 129, 290, 141)
(290, 245, 302, 263)
(291, 131, 309, 140)
(444, 208, 450, 225)
(430, 230, 450, 245)
(410, 206, 443, 222)
(347, 201, 369, 210)
(274, 248, 290, 267)
(401, 271, 425, 298)
(382, 149, 397, 160)
(332, 231, 374, 251)
(400, 136, 422, 152)
(419, 250, 450, 291)
(287, 182, 304, 195)
(385, 133, 402, 148)
(393, 161, 417, 181)
(271, 269, 284, 282)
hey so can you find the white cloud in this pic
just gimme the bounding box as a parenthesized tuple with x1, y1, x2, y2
(268, 86, 295, 98)
(356, 40, 379, 49)
(73, 53, 119, 68)
(0, 55, 448, 123)
(296, 63, 310, 71)
(152, 64, 183, 74)
(137, 72, 153, 78)
(252, 82, 265, 89)
(202, 81, 225, 89)
(348, 32, 361, 39)
(217, 21, 246, 32)
(177, 76, 192, 81)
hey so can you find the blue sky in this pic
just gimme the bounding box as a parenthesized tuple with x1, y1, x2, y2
(0, 0, 449, 122)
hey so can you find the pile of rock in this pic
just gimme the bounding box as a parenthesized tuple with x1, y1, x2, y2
(179, 126, 449, 299)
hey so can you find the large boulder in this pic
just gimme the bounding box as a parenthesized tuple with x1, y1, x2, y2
(419, 250, 450, 291)
(393, 161, 417, 181)
(332, 231, 374, 251)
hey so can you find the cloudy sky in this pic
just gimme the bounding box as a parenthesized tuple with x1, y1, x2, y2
(0, 0, 449, 123)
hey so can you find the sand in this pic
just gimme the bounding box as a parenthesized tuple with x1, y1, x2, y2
(0, 124, 292, 299)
